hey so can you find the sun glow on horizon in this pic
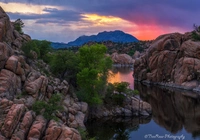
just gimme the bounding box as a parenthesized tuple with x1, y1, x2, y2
(127, 24, 186, 41)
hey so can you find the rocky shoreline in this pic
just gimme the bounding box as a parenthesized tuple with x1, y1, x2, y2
(135, 79, 200, 93)
(0, 6, 152, 140)
(89, 96, 152, 119)
(134, 32, 200, 92)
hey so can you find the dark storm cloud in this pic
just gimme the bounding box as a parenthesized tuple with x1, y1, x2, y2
(7, 7, 83, 24)
(3, 0, 200, 31)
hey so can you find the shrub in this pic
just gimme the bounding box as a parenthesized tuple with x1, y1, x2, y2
(13, 18, 24, 34)
(113, 82, 130, 93)
(105, 82, 140, 106)
(32, 94, 62, 120)
(192, 24, 200, 41)
(21, 40, 40, 59)
(112, 94, 125, 106)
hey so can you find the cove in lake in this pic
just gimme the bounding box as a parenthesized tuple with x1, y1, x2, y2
(86, 67, 200, 140)
(108, 67, 134, 89)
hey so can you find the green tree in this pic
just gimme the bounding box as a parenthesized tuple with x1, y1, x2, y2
(21, 40, 40, 59)
(14, 18, 24, 34)
(32, 40, 52, 60)
(77, 44, 112, 105)
(49, 50, 79, 83)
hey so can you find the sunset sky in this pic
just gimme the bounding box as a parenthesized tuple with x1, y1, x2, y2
(1, 0, 200, 43)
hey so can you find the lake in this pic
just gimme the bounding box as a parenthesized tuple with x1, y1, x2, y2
(86, 67, 200, 140)
(108, 67, 134, 89)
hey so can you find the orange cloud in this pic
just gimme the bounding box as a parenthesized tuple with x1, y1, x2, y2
(81, 13, 133, 27)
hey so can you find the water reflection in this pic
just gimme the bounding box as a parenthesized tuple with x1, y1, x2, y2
(86, 117, 151, 140)
(135, 82, 200, 139)
(108, 67, 134, 89)
(87, 67, 200, 140)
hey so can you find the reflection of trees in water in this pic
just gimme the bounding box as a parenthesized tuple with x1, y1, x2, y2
(135, 82, 200, 135)
(86, 117, 150, 140)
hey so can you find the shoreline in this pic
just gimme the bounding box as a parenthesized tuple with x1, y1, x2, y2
(134, 79, 200, 96)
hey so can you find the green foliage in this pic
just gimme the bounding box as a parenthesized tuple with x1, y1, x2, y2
(14, 18, 24, 34)
(21, 40, 40, 59)
(193, 24, 200, 32)
(77, 44, 112, 105)
(128, 50, 135, 56)
(16, 91, 28, 99)
(32, 94, 62, 120)
(133, 89, 139, 95)
(192, 24, 200, 41)
(32, 40, 52, 60)
(104, 82, 139, 106)
(21, 40, 52, 60)
(49, 50, 79, 82)
(78, 127, 96, 140)
(113, 82, 130, 93)
(112, 94, 125, 106)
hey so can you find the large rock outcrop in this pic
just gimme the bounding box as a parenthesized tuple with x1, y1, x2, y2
(0, 6, 84, 140)
(134, 32, 200, 90)
(111, 52, 134, 66)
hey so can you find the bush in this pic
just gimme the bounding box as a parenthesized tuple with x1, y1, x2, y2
(14, 18, 24, 34)
(112, 94, 125, 106)
(105, 82, 140, 106)
(32, 94, 62, 120)
(192, 24, 200, 41)
(113, 82, 130, 93)
(21, 41, 40, 59)
(32, 40, 52, 60)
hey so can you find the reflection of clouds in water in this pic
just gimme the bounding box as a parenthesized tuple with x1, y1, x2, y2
(108, 67, 134, 89)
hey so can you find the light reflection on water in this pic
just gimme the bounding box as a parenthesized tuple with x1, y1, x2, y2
(86, 67, 200, 140)
(108, 67, 134, 89)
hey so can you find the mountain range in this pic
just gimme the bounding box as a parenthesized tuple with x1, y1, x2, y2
(51, 30, 138, 49)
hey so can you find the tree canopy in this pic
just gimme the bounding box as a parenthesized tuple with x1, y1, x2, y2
(77, 44, 112, 105)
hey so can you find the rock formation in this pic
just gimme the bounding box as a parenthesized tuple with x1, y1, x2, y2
(0, 6, 153, 140)
(111, 52, 134, 66)
(0, 7, 86, 140)
(134, 32, 200, 91)
(89, 96, 152, 118)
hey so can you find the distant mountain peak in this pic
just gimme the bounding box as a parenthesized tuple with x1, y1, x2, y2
(51, 30, 138, 49)
(67, 30, 138, 47)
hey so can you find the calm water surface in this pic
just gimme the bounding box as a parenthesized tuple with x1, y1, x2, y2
(108, 67, 134, 89)
(86, 67, 200, 140)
